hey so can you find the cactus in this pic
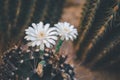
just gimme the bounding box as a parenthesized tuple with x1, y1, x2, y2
(0, 0, 120, 80)
(76, 0, 120, 68)
(0, 45, 75, 80)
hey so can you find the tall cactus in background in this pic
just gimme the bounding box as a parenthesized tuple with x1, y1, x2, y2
(75, 0, 101, 59)
(76, 0, 120, 70)
(0, 0, 65, 54)
(74, 0, 120, 79)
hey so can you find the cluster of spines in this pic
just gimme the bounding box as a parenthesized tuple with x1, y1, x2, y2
(42, 51, 75, 80)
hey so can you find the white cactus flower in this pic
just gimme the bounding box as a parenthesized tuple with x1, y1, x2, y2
(24, 22, 58, 50)
(54, 22, 78, 41)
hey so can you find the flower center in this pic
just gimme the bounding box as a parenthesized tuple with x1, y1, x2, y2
(64, 27, 70, 33)
(38, 32, 45, 39)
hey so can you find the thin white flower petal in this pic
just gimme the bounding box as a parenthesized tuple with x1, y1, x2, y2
(25, 31, 36, 36)
(24, 36, 34, 40)
(70, 32, 77, 37)
(56, 27, 63, 33)
(31, 41, 36, 47)
(27, 42, 33, 46)
(43, 40, 50, 48)
(32, 23, 37, 29)
(31, 24, 39, 34)
(37, 26, 43, 32)
(47, 39, 56, 45)
(44, 23, 50, 31)
(47, 36, 58, 40)
(26, 31, 37, 37)
(69, 35, 74, 41)
(48, 31, 58, 36)
(55, 23, 64, 31)
(37, 22, 44, 31)
(70, 25, 74, 29)
(72, 34, 77, 39)
(27, 27, 35, 33)
(37, 22, 43, 28)
(72, 29, 78, 33)
(30, 37, 37, 41)
(43, 39, 52, 48)
(36, 41, 42, 46)
(74, 30, 78, 35)
(55, 22, 62, 27)
(46, 28, 57, 34)
(64, 22, 70, 27)
(65, 36, 69, 41)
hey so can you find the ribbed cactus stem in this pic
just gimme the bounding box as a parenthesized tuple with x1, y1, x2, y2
(76, 0, 100, 50)
(0, 0, 11, 53)
(3, 0, 10, 38)
(12, 0, 21, 28)
(81, 15, 114, 63)
(75, 0, 91, 48)
(81, 4, 119, 63)
(100, 54, 120, 69)
(18, 0, 37, 39)
(40, 0, 51, 21)
(87, 37, 120, 68)
(32, 0, 47, 23)
(77, 0, 91, 32)
(43, 0, 65, 25)
(78, 1, 89, 25)
(5, 0, 12, 39)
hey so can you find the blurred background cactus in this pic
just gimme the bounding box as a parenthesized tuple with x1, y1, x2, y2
(0, 0, 120, 80)
(0, 0, 65, 54)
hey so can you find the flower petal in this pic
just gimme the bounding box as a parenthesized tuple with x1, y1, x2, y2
(48, 31, 58, 36)
(32, 23, 37, 29)
(46, 28, 57, 34)
(45, 41, 51, 48)
(36, 41, 42, 46)
(44, 23, 50, 31)
(31, 41, 37, 47)
(69, 35, 74, 41)
(47, 36, 58, 40)
(47, 39, 56, 45)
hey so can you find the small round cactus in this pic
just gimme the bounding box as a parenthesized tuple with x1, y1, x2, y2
(1, 45, 75, 80)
